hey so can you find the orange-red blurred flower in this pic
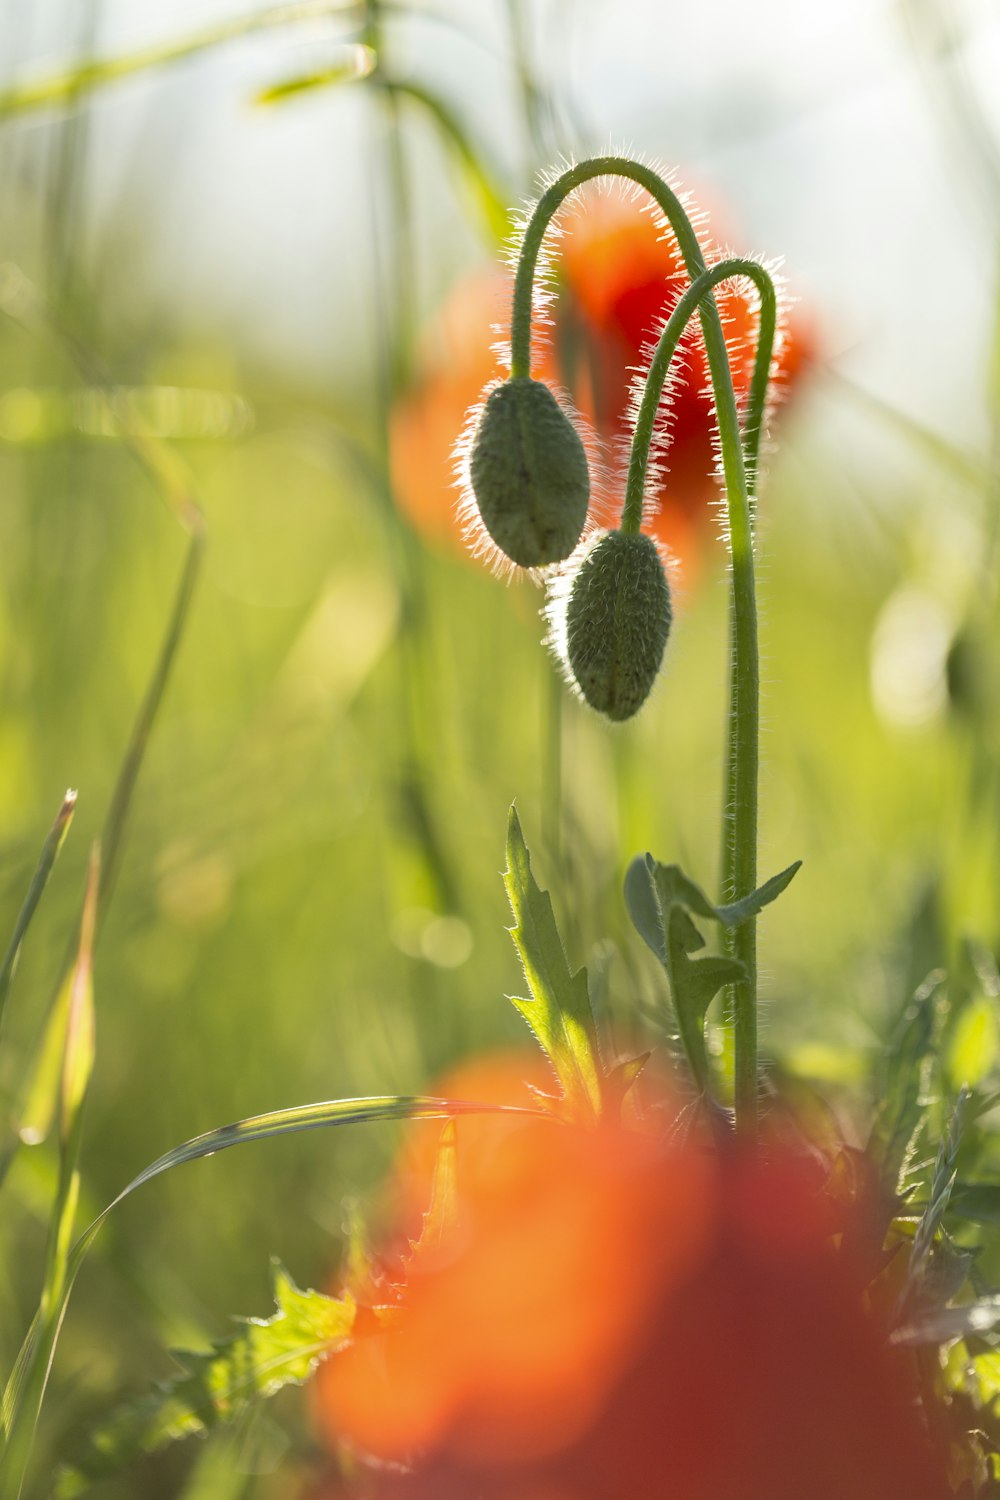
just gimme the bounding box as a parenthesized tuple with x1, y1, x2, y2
(391, 189, 814, 574)
(314, 1064, 950, 1500)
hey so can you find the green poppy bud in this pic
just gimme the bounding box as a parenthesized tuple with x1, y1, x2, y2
(564, 530, 672, 721)
(468, 377, 589, 568)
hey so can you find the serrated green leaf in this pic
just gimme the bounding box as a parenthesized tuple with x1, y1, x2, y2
(0, 1088, 537, 1491)
(56, 1263, 354, 1494)
(503, 806, 602, 1122)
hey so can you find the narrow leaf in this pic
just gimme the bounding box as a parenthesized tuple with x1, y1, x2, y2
(503, 806, 603, 1121)
(1, 1091, 538, 1495)
(60, 847, 99, 1146)
(715, 860, 802, 926)
(0, 851, 101, 1500)
(56, 1263, 354, 1494)
(625, 854, 801, 955)
(387, 80, 509, 242)
(0, 1, 363, 119)
(623, 855, 665, 964)
(0, 789, 76, 1039)
(251, 44, 375, 104)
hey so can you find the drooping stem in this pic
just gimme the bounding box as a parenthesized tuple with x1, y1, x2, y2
(510, 157, 763, 1129)
(620, 257, 776, 536)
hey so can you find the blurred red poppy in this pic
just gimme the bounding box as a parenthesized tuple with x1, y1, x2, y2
(391, 188, 815, 574)
(312, 1060, 950, 1500)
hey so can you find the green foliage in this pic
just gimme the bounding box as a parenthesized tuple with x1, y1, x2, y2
(0, 790, 75, 1042)
(0, 854, 100, 1500)
(869, 971, 948, 1195)
(55, 1263, 355, 1495)
(624, 854, 800, 1094)
(503, 806, 604, 1121)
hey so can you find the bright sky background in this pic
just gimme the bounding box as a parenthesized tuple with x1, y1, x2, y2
(3, 0, 1000, 444)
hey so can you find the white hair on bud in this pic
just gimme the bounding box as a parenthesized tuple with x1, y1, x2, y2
(542, 528, 610, 697)
(450, 376, 607, 585)
(541, 526, 679, 715)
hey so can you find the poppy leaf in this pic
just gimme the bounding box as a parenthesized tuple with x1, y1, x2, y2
(714, 860, 803, 926)
(625, 853, 795, 1095)
(503, 806, 603, 1122)
(55, 1262, 355, 1494)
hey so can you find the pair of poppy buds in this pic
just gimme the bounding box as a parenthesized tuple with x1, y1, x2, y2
(465, 374, 672, 723)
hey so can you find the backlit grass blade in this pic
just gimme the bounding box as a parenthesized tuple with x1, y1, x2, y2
(251, 44, 375, 104)
(0, 851, 99, 1500)
(1, 1091, 538, 1499)
(387, 80, 509, 242)
(0, 790, 76, 1041)
(0, 2, 363, 120)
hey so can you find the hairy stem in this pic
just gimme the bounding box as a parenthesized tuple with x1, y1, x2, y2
(510, 157, 763, 1128)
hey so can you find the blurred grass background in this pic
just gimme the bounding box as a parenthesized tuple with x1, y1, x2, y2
(1, 0, 1000, 1494)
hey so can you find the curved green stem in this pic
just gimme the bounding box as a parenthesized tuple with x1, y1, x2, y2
(510, 157, 763, 1129)
(620, 256, 776, 536)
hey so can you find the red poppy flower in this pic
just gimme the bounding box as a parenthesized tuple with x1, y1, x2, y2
(391, 188, 815, 574)
(312, 1061, 950, 1500)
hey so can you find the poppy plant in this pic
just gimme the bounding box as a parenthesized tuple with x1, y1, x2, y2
(391, 187, 813, 572)
(312, 1082, 952, 1500)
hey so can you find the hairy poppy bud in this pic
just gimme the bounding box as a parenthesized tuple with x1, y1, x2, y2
(565, 530, 672, 720)
(468, 377, 590, 568)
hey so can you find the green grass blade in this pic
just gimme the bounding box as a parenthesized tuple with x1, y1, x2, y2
(97, 528, 203, 920)
(0, 853, 99, 1500)
(251, 44, 375, 105)
(0, 2, 363, 120)
(386, 80, 509, 242)
(0, 790, 76, 1041)
(1, 1092, 535, 1499)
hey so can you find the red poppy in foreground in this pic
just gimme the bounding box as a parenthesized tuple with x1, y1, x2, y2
(313, 1065, 950, 1500)
(391, 188, 815, 574)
